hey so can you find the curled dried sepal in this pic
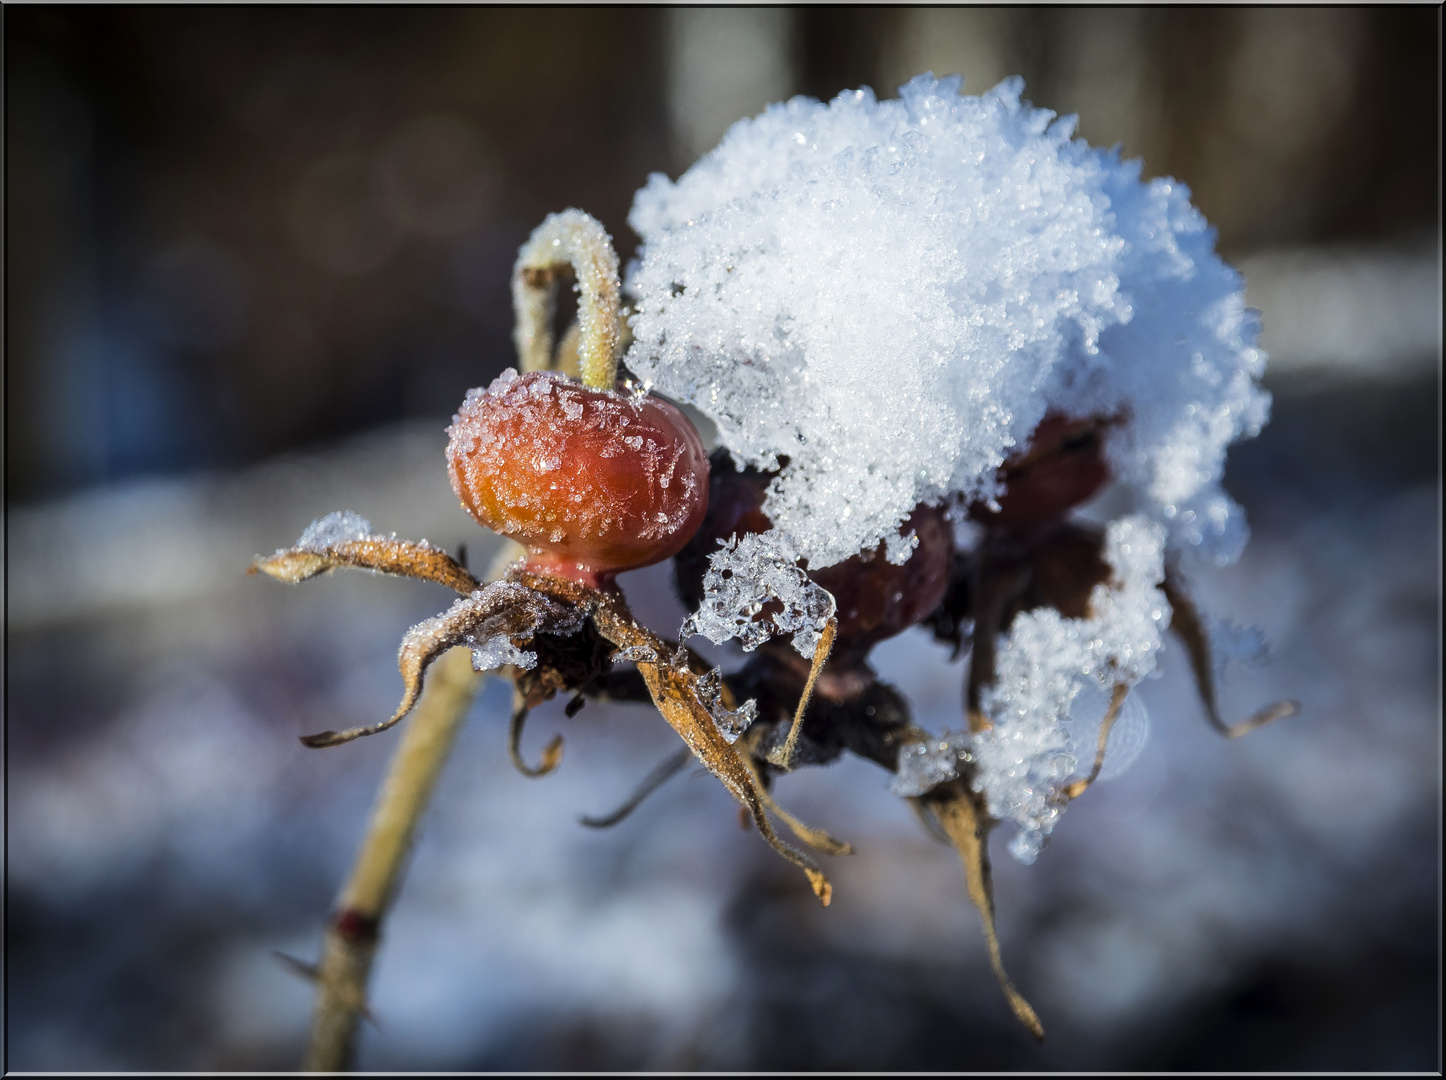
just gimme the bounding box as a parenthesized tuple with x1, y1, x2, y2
(301, 580, 575, 748)
(1060, 683, 1128, 801)
(579, 747, 691, 829)
(1163, 569, 1301, 739)
(514, 570, 833, 905)
(916, 780, 1044, 1040)
(251, 536, 480, 596)
(508, 687, 564, 778)
(767, 617, 838, 771)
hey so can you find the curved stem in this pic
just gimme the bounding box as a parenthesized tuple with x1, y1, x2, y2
(512, 210, 622, 389)
(507, 686, 564, 777)
(578, 746, 691, 829)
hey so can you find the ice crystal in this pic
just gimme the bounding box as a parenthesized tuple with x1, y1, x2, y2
(680, 531, 836, 658)
(295, 510, 375, 552)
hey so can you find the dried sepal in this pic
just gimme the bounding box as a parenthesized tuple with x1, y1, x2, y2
(513, 570, 834, 905)
(1060, 683, 1128, 801)
(907, 795, 954, 846)
(916, 780, 1044, 1040)
(737, 728, 854, 856)
(251, 536, 479, 596)
(508, 686, 564, 778)
(767, 616, 838, 771)
(301, 580, 573, 748)
(633, 649, 834, 905)
(1162, 568, 1301, 738)
(578, 747, 691, 829)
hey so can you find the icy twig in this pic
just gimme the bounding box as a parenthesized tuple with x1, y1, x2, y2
(515, 570, 834, 905)
(767, 617, 838, 771)
(917, 781, 1044, 1040)
(513, 209, 622, 389)
(578, 747, 691, 829)
(508, 686, 564, 778)
(1163, 569, 1301, 739)
(1061, 683, 1128, 801)
(251, 536, 480, 595)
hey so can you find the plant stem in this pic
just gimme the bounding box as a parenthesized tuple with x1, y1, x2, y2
(301, 644, 484, 1071)
(512, 209, 622, 388)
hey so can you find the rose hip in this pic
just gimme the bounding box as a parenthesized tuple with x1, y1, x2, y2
(447, 369, 709, 588)
(676, 452, 953, 658)
(972, 412, 1113, 536)
(811, 508, 953, 658)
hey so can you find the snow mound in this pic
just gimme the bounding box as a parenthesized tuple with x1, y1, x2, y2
(624, 73, 1269, 653)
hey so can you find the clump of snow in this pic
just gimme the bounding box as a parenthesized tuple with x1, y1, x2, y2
(470, 635, 538, 673)
(679, 532, 836, 658)
(693, 665, 758, 744)
(890, 734, 970, 797)
(296, 510, 375, 552)
(972, 515, 1171, 862)
(625, 73, 1269, 650)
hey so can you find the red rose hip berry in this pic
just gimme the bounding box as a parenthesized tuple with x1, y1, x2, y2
(446, 369, 709, 588)
(973, 412, 1115, 536)
(676, 452, 953, 661)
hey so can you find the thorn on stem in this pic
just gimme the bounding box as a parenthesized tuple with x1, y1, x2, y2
(275, 950, 379, 1026)
(274, 951, 319, 983)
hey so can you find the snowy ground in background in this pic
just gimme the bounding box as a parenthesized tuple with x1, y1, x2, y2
(7, 370, 1438, 1071)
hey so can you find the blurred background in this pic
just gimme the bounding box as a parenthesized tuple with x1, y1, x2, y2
(7, 6, 1439, 1070)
